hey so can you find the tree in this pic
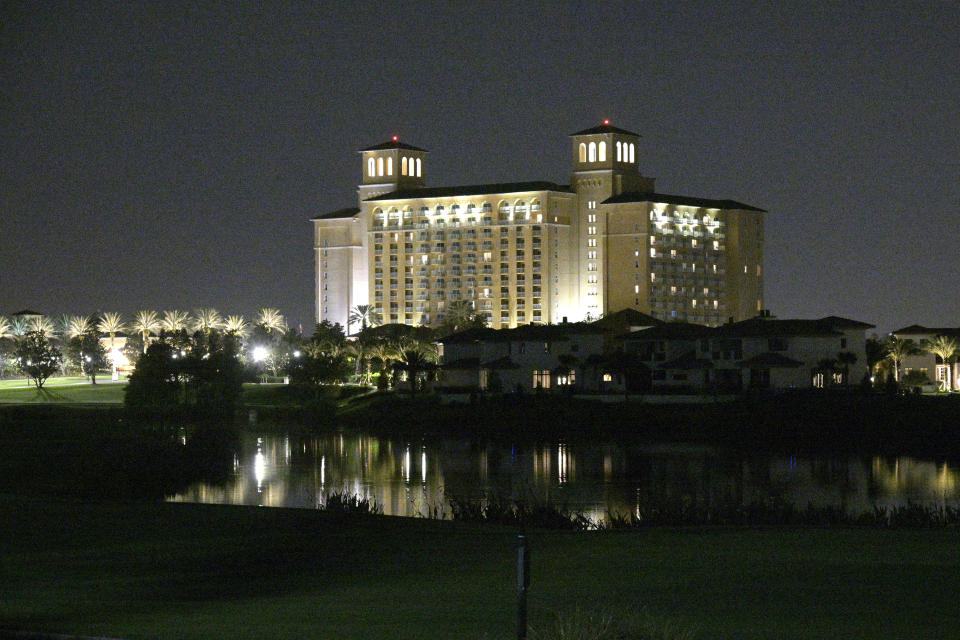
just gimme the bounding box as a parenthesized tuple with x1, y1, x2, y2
(193, 308, 224, 334)
(369, 339, 400, 390)
(925, 335, 958, 392)
(255, 307, 287, 334)
(131, 310, 161, 353)
(865, 336, 886, 378)
(160, 310, 191, 332)
(438, 300, 487, 336)
(348, 304, 381, 334)
(8, 317, 29, 339)
(885, 336, 918, 382)
(98, 312, 126, 380)
(70, 330, 108, 384)
(28, 316, 56, 336)
(15, 331, 62, 388)
(224, 315, 250, 339)
(836, 351, 858, 387)
(0, 316, 11, 340)
(67, 315, 94, 340)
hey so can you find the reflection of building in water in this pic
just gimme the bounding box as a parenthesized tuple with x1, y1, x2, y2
(169, 434, 960, 521)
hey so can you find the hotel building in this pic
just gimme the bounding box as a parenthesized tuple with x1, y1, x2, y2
(313, 122, 765, 332)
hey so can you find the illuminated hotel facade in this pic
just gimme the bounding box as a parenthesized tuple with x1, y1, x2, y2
(313, 122, 764, 332)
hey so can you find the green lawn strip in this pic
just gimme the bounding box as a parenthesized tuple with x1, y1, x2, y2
(2, 497, 959, 639)
(0, 381, 127, 403)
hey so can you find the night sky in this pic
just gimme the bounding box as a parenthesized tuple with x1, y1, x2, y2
(2, 1, 957, 334)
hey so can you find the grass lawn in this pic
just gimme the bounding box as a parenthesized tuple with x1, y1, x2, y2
(0, 378, 128, 403)
(2, 497, 959, 639)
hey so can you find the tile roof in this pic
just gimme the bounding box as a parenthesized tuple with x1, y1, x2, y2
(364, 181, 573, 202)
(623, 322, 714, 340)
(891, 325, 960, 337)
(569, 123, 640, 137)
(311, 207, 360, 220)
(603, 191, 766, 212)
(360, 140, 428, 152)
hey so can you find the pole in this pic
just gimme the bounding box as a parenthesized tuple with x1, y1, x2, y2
(517, 535, 530, 640)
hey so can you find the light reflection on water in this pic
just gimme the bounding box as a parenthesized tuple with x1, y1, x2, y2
(168, 432, 960, 522)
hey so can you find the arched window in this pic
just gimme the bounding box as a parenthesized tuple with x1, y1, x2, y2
(401, 157, 408, 176)
(579, 143, 586, 163)
(629, 143, 635, 163)
(616, 141, 622, 162)
(416, 158, 422, 177)
(387, 157, 393, 176)
(377, 157, 384, 176)
(588, 142, 596, 162)
(368, 157, 375, 176)
(598, 141, 606, 162)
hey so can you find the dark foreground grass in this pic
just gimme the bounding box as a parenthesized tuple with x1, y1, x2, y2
(2, 497, 959, 640)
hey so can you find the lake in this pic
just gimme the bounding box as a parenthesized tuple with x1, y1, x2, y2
(169, 431, 960, 522)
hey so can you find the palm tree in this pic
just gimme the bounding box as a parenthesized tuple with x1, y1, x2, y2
(885, 336, 918, 383)
(440, 300, 485, 335)
(836, 351, 858, 387)
(98, 312, 125, 379)
(0, 316, 12, 340)
(925, 335, 959, 392)
(28, 316, 56, 336)
(369, 339, 401, 389)
(256, 307, 287, 334)
(160, 309, 191, 332)
(224, 315, 250, 338)
(193, 307, 224, 334)
(97, 312, 125, 349)
(348, 304, 381, 334)
(8, 316, 29, 339)
(131, 310, 161, 353)
(67, 315, 94, 340)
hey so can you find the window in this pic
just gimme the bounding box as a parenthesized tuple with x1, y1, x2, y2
(416, 158, 422, 177)
(387, 157, 393, 176)
(588, 141, 596, 162)
(587, 250, 597, 259)
(650, 248, 656, 258)
(368, 157, 375, 176)
(588, 238, 597, 247)
(401, 157, 408, 176)
(588, 226, 596, 235)
(598, 140, 606, 162)
(587, 214, 596, 223)
(616, 141, 622, 161)
(533, 370, 550, 389)
(579, 143, 586, 162)
(629, 143, 635, 163)
(377, 157, 384, 176)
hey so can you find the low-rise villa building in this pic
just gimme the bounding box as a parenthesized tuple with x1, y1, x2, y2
(890, 325, 960, 391)
(623, 313, 874, 392)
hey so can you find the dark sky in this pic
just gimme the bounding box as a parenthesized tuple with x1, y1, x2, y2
(2, 1, 957, 334)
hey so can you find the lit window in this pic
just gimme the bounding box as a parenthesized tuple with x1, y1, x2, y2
(377, 157, 384, 176)
(692, 299, 697, 308)
(629, 143, 635, 163)
(598, 140, 606, 162)
(634, 249, 639, 257)
(587, 250, 596, 259)
(587, 238, 596, 247)
(650, 248, 656, 258)
(713, 300, 719, 309)
(579, 143, 586, 162)
(387, 156, 393, 176)
(588, 226, 596, 235)
(756, 265, 762, 276)
(713, 240, 719, 250)
(401, 157, 408, 176)
(616, 141, 622, 161)
(588, 141, 596, 162)
(744, 265, 748, 274)
(691, 239, 697, 248)
(587, 262, 596, 271)
(634, 285, 639, 293)
(368, 157, 375, 176)
(588, 214, 596, 222)
(650, 272, 656, 281)
(671, 249, 677, 258)
(416, 158, 422, 177)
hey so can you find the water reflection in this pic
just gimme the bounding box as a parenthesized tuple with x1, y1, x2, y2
(168, 433, 960, 521)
